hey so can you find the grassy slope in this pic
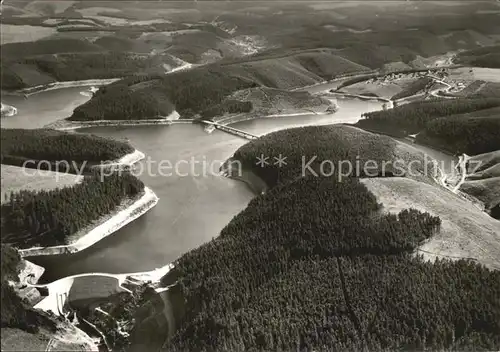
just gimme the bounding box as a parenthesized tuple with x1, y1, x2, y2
(362, 177, 500, 269)
(417, 114, 500, 155)
(1, 165, 83, 205)
(210, 87, 332, 120)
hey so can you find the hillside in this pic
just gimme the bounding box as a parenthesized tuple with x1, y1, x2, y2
(466, 150, 500, 175)
(1, 245, 97, 351)
(459, 150, 500, 218)
(161, 174, 499, 351)
(231, 124, 438, 187)
(1, 46, 183, 90)
(460, 178, 500, 216)
(1, 173, 144, 249)
(1, 164, 82, 204)
(416, 114, 500, 155)
(456, 45, 500, 68)
(204, 87, 334, 121)
(1, 128, 133, 170)
(154, 121, 500, 350)
(362, 177, 500, 268)
(71, 49, 368, 120)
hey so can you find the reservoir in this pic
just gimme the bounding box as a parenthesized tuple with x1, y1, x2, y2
(3, 85, 392, 282)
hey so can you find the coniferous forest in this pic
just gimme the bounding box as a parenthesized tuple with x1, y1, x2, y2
(417, 115, 500, 155)
(355, 98, 500, 154)
(1, 128, 134, 170)
(1, 173, 144, 248)
(164, 175, 499, 351)
(232, 125, 435, 187)
(356, 97, 500, 136)
(149, 124, 500, 351)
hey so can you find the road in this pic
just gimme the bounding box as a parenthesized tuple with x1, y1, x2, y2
(434, 153, 469, 194)
(427, 75, 453, 98)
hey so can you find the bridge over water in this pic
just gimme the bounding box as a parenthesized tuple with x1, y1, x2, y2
(201, 120, 259, 140)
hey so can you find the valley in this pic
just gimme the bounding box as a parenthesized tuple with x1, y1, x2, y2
(1, 1, 500, 351)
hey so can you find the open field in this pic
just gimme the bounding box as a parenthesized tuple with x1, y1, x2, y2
(362, 177, 500, 269)
(340, 78, 418, 99)
(448, 67, 500, 83)
(1, 165, 82, 204)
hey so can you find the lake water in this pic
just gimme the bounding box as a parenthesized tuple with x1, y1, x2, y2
(3, 85, 385, 282)
(1, 87, 91, 129)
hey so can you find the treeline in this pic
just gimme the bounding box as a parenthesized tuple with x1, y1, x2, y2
(1, 173, 144, 248)
(233, 125, 433, 187)
(1, 128, 133, 169)
(417, 115, 500, 155)
(356, 97, 500, 136)
(1, 244, 56, 332)
(164, 175, 499, 351)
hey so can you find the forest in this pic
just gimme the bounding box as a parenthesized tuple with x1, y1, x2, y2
(1, 173, 144, 248)
(154, 122, 500, 351)
(70, 82, 176, 121)
(1, 128, 133, 170)
(232, 125, 434, 187)
(163, 175, 499, 351)
(417, 115, 500, 155)
(71, 65, 259, 120)
(391, 77, 433, 100)
(356, 97, 500, 135)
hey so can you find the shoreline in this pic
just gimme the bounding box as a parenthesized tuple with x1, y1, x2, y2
(45, 111, 182, 131)
(46, 118, 173, 131)
(214, 111, 333, 126)
(5, 78, 121, 97)
(19, 187, 159, 257)
(220, 157, 268, 195)
(99, 149, 145, 168)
